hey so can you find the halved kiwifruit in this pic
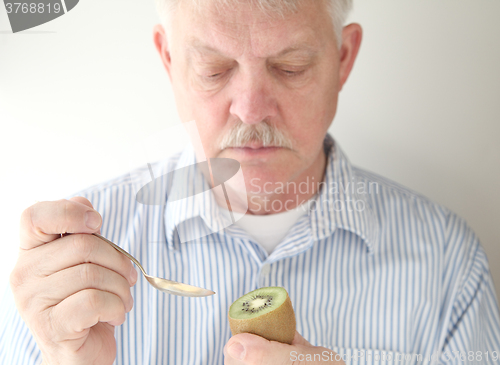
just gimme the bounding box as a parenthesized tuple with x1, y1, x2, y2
(228, 286, 296, 344)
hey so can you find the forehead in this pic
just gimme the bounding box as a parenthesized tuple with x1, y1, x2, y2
(172, 0, 334, 59)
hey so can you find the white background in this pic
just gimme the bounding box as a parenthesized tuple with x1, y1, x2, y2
(1, 0, 499, 305)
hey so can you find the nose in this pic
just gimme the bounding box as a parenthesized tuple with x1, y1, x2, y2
(229, 70, 278, 125)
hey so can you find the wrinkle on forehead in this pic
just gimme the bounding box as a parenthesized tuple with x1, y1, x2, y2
(178, 0, 317, 37)
(177, 0, 325, 59)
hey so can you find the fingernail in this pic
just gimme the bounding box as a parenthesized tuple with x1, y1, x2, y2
(227, 342, 245, 360)
(130, 266, 138, 284)
(85, 211, 101, 230)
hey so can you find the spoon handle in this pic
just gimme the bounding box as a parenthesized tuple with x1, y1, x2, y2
(92, 233, 147, 277)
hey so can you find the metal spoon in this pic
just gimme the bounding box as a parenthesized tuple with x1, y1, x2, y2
(92, 233, 215, 297)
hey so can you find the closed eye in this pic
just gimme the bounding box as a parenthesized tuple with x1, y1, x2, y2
(201, 69, 231, 81)
(207, 72, 223, 78)
(280, 69, 306, 77)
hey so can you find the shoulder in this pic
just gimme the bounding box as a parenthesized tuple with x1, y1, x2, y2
(352, 165, 481, 251)
(352, 165, 443, 209)
(352, 166, 493, 303)
(353, 165, 448, 217)
(65, 151, 183, 211)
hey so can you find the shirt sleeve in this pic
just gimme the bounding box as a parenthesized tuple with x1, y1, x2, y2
(0, 286, 42, 364)
(438, 214, 500, 364)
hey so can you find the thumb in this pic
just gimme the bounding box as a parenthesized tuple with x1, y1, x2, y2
(224, 332, 319, 364)
(68, 196, 94, 209)
(224, 333, 291, 364)
(291, 331, 312, 347)
(68, 196, 101, 235)
(20, 198, 102, 250)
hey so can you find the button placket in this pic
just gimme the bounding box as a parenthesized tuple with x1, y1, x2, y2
(258, 262, 271, 286)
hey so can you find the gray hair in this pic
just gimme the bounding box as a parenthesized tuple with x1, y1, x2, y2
(154, 0, 353, 49)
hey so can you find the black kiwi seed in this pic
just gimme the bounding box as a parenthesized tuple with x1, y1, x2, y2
(239, 295, 276, 313)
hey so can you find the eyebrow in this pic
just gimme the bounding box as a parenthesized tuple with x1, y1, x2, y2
(272, 44, 318, 59)
(186, 42, 225, 57)
(185, 38, 318, 60)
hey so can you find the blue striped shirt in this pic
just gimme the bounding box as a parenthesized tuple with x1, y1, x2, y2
(2, 134, 500, 364)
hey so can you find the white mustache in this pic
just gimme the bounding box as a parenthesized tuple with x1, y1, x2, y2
(219, 121, 293, 150)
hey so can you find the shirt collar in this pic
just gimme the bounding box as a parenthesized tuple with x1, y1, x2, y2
(164, 143, 235, 248)
(307, 134, 380, 254)
(163, 133, 380, 254)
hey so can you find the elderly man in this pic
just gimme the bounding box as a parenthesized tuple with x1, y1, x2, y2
(2, 0, 500, 364)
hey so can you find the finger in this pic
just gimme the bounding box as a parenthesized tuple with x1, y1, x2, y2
(34, 263, 134, 312)
(30, 233, 138, 286)
(49, 289, 127, 342)
(224, 333, 322, 365)
(291, 331, 312, 346)
(20, 199, 102, 250)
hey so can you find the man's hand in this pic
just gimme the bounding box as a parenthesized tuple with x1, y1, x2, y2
(10, 197, 138, 365)
(223, 331, 345, 364)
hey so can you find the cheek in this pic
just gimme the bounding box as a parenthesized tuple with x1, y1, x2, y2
(281, 81, 338, 145)
(171, 73, 231, 157)
(190, 100, 231, 158)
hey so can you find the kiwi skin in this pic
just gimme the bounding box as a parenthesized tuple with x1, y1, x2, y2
(228, 287, 296, 345)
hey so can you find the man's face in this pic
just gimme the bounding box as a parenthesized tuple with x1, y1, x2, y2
(161, 0, 344, 195)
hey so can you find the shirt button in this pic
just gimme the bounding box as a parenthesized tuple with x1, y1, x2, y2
(261, 263, 270, 276)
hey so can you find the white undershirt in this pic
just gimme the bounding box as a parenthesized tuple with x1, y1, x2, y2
(234, 203, 308, 255)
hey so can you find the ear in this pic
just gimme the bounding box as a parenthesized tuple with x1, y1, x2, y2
(153, 24, 173, 82)
(338, 23, 363, 91)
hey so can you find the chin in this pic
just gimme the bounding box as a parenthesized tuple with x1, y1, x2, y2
(242, 168, 288, 195)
